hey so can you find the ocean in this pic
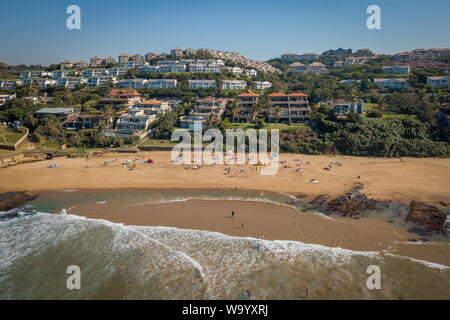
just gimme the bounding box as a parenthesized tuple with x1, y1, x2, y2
(1, 189, 449, 299)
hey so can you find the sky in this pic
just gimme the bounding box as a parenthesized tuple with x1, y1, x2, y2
(0, 0, 449, 66)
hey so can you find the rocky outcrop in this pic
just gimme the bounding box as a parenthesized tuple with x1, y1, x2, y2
(325, 184, 376, 217)
(0, 191, 37, 212)
(406, 201, 448, 234)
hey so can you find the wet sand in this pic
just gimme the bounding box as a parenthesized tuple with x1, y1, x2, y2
(66, 198, 449, 267)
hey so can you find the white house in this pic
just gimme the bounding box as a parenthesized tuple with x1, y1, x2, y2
(133, 99, 170, 116)
(244, 69, 257, 77)
(0, 93, 16, 106)
(333, 99, 365, 115)
(427, 76, 450, 88)
(20, 71, 53, 79)
(159, 64, 186, 73)
(340, 79, 363, 89)
(224, 67, 243, 74)
(0, 79, 19, 89)
(252, 81, 272, 90)
(82, 69, 107, 77)
(189, 63, 221, 73)
(118, 78, 148, 89)
(107, 67, 131, 77)
(21, 79, 56, 88)
(115, 110, 156, 132)
(373, 78, 411, 89)
(188, 80, 217, 89)
(86, 76, 117, 87)
(221, 80, 247, 90)
(56, 77, 87, 88)
(382, 65, 410, 75)
(146, 79, 177, 89)
(52, 71, 70, 79)
(138, 65, 160, 73)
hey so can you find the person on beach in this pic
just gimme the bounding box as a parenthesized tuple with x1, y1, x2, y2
(306, 289, 310, 297)
(232, 211, 235, 217)
(241, 222, 244, 229)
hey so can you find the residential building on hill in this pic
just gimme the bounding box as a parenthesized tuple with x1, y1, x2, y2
(188, 80, 217, 89)
(146, 79, 177, 88)
(427, 76, 450, 88)
(373, 78, 411, 89)
(268, 92, 310, 123)
(251, 81, 272, 90)
(99, 89, 142, 107)
(235, 90, 260, 122)
(86, 76, 117, 87)
(382, 65, 410, 74)
(332, 99, 365, 115)
(221, 80, 247, 90)
(180, 97, 229, 131)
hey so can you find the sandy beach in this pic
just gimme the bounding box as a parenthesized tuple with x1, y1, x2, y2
(0, 151, 449, 205)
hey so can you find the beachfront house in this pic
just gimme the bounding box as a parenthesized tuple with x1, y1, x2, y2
(235, 90, 260, 123)
(267, 92, 310, 123)
(63, 114, 112, 130)
(180, 97, 229, 131)
(188, 80, 217, 89)
(35, 107, 76, 120)
(115, 109, 156, 132)
(82, 69, 107, 77)
(133, 99, 170, 116)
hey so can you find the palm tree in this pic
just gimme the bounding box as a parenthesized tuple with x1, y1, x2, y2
(230, 97, 239, 122)
(274, 106, 281, 123)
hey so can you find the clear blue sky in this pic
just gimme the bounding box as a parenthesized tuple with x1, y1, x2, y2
(1, 0, 449, 66)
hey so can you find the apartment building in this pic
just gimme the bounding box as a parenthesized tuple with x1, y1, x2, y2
(184, 48, 197, 56)
(146, 79, 177, 89)
(20, 71, 52, 79)
(90, 56, 115, 67)
(373, 78, 411, 89)
(107, 67, 132, 77)
(86, 76, 117, 87)
(427, 76, 450, 88)
(288, 62, 308, 73)
(56, 77, 87, 88)
(35, 107, 76, 120)
(188, 80, 217, 89)
(0, 79, 19, 89)
(171, 48, 184, 57)
(159, 64, 186, 73)
(382, 65, 410, 75)
(281, 53, 300, 63)
(118, 79, 148, 89)
(21, 79, 56, 88)
(332, 99, 365, 115)
(268, 92, 310, 123)
(281, 53, 319, 63)
(52, 71, 70, 79)
(60, 60, 74, 70)
(221, 80, 247, 90)
(82, 69, 107, 77)
(180, 97, 228, 131)
(189, 63, 221, 73)
(144, 52, 156, 62)
(138, 65, 158, 73)
(251, 81, 272, 90)
(235, 90, 260, 122)
(99, 89, 142, 107)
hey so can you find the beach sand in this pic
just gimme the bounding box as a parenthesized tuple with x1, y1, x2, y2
(67, 197, 450, 267)
(0, 151, 449, 206)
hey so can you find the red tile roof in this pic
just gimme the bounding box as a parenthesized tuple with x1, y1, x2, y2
(108, 89, 142, 97)
(237, 90, 259, 97)
(140, 99, 165, 104)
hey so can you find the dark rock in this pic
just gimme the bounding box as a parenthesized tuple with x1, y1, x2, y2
(0, 191, 37, 212)
(406, 201, 447, 234)
(325, 184, 376, 217)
